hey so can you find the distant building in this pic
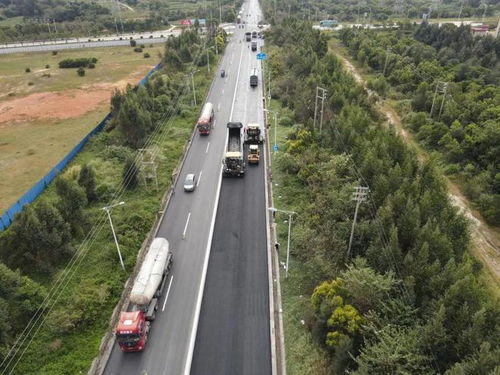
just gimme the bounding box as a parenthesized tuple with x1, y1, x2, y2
(319, 19, 338, 28)
(180, 18, 206, 27)
(471, 24, 489, 36)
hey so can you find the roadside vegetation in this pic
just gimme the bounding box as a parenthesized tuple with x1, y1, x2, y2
(0, 28, 226, 374)
(266, 19, 499, 374)
(338, 24, 500, 226)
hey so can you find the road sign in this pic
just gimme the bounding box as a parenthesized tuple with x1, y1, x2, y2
(256, 53, 267, 60)
(273, 144, 278, 152)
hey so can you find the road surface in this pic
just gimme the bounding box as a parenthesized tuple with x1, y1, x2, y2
(103, 1, 270, 374)
(190, 0, 271, 373)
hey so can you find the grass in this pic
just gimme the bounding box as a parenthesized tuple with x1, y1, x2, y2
(10, 67, 213, 375)
(0, 44, 164, 213)
(267, 99, 331, 375)
(0, 44, 164, 99)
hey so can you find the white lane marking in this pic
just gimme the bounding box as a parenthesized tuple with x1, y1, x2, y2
(182, 166, 223, 375)
(205, 142, 210, 153)
(182, 212, 191, 239)
(229, 37, 245, 122)
(213, 119, 217, 128)
(218, 103, 221, 110)
(222, 89, 225, 95)
(162, 276, 174, 311)
(197, 170, 203, 187)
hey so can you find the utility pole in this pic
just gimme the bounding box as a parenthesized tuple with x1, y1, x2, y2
(139, 148, 159, 190)
(102, 202, 126, 270)
(313, 86, 327, 134)
(190, 72, 197, 107)
(430, 81, 448, 120)
(269, 207, 297, 278)
(347, 187, 369, 259)
(383, 47, 391, 76)
(264, 109, 279, 153)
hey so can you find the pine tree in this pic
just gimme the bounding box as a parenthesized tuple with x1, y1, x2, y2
(55, 177, 87, 236)
(78, 164, 97, 202)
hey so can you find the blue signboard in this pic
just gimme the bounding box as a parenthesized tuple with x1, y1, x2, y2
(273, 144, 278, 152)
(257, 53, 267, 60)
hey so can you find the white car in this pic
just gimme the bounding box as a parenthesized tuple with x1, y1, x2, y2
(183, 173, 196, 192)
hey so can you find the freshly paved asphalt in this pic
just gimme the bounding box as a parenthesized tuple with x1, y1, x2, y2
(190, 0, 271, 373)
(104, 0, 271, 374)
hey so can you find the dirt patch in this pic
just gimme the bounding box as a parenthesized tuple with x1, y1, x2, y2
(0, 66, 150, 126)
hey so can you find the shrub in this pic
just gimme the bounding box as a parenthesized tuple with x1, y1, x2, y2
(58, 58, 98, 69)
(88, 63, 95, 69)
(45, 64, 50, 69)
(77, 67, 85, 77)
(52, 50, 58, 55)
(28, 82, 34, 85)
(134, 47, 143, 53)
(144, 53, 150, 58)
(25, 67, 30, 73)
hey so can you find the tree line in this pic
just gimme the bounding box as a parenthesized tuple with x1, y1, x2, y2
(338, 23, 499, 226)
(266, 19, 499, 374)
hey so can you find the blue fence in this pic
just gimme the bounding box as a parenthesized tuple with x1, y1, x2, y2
(0, 63, 162, 231)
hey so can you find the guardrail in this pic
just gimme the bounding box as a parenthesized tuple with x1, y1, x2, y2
(0, 63, 162, 231)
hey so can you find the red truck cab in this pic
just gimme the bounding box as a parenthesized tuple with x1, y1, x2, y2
(115, 311, 149, 352)
(197, 102, 214, 135)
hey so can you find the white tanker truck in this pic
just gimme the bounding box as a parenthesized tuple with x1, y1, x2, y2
(115, 237, 173, 352)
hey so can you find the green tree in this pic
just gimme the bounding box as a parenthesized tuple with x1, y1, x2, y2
(55, 176, 87, 236)
(116, 94, 151, 149)
(78, 164, 97, 202)
(123, 157, 139, 190)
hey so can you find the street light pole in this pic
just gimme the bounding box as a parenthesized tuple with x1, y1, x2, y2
(102, 201, 126, 270)
(269, 207, 296, 278)
(264, 109, 279, 153)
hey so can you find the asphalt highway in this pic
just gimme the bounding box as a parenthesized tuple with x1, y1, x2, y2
(190, 0, 272, 373)
(103, 0, 269, 374)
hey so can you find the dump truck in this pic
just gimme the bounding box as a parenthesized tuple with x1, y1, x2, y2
(244, 123, 264, 144)
(223, 122, 245, 177)
(251, 41, 257, 51)
(197, 102, 214, 135)
(248, 145, 260, 164)
(245, 32, 251, 41)
(250, 68, 258, 87)
(115, 238, 173, 352)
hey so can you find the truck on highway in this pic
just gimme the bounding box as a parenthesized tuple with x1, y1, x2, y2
(250, 68, 258, 88)
(245, 32, 251, 41)
(223, 122, 245, 177)
(197, 102, 214, 135)
(244, 123, 264, 144)
(115, 238, 173, 352)
(251, 41, 257, 51)
(248, 145, 260, 165)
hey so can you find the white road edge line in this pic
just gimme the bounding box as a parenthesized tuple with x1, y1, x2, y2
(197, 170, 203, 187)
(182, 33, 245, 375)
(182, 212, 191, 239)
(162, 276, 174, 311)
(205, 142, 210, 153)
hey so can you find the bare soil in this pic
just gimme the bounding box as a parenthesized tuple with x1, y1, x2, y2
(337, 53, 500, 284)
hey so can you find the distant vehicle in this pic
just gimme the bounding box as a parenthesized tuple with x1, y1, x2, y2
(196, 102, 214, 135)
(251, 41, 257, 51)
(319, 19, 338, 28)
(245, 32, 251, 41)
(245, 123, 264, 144)
(250, 68, 258, 87)
(236, 15, 241, 24)
(183, 173, 196, 191)
(221, 69, 225, 77)
(115, 238, 173, 352)
(223, 122, 245, 177)
(252, 31, 257, 38)
(248, 145, 260, 165)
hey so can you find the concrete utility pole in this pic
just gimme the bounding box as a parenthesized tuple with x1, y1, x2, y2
(264, 109, 279, 153)
(347, 187, 369, 259)
(102, 202, 126, 270)
(383, 47, 391, 76)
(190, 72, 197, 107)
(269, 207, 297, 278)
(430, 81, 448, 120)
(313, 86, 327, 134)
